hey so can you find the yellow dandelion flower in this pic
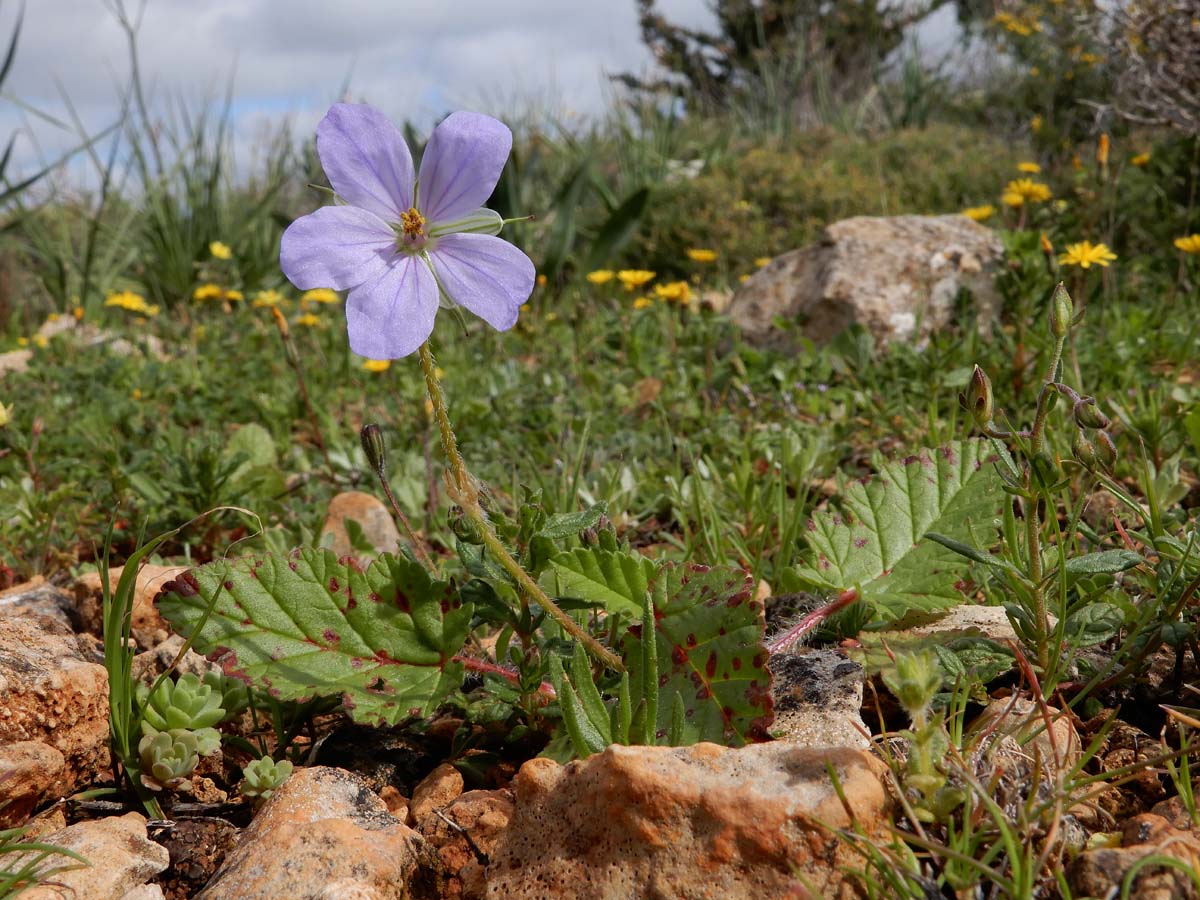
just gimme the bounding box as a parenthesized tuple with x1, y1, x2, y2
(72, 306, 84, 321)
(105, 290, 154, 314)
(686, 248, 718, 263)
(632, 297, 653, 310)
(585, 270, 614, 285)
(1131, 152, 1151, 167)
(1030, 114, 1043, 132)
(520, 303, 531, 312)
(45, 312, 61, 323)
(654, 281, 692, 303)
(738, 274, 750, 284)
(1040, 233, 1054, 255)
(16, 337, 28, 347)
(300, 288, 339, 304)
(193, 283, 224, 302)
(617, 270, 656, 290)
(536, 274, 547, 286)
(1002, 179, 1053, 205)
(294, 313, 321, 327)
(754, 257, 772, 267)
(362, 359, 391, 373)
(131, 388, 143, 400)
(1017, 161, 1041, 174)
(1174, 234, 1200, 255)
(252, 289, 287, 308)
(32, 335, 48, 348)
(1058, 240, 1116, 269)
(209, 241, 232, 260)
(962, 205, 996, 222)
(224, 289, 244, 302)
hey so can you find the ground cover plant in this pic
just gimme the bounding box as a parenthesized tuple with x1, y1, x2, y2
(4, 0, 1200, 897)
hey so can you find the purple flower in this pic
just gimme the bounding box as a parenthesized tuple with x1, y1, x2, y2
(280, 103, 535, 359)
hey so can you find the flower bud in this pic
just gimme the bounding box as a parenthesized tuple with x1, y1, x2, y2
(1072, 431, 1098, 469)
(1095, 431, 1117, 469)
(360, 424, 387, 475)
(1050, 282, 1073, 338)
(882, 651, 942, 716)
(1040, 232, 1054, 257)
(963, 365, 994, 428)
(1097, 133, 1110, 169)
(1073, 398, 1110, 430)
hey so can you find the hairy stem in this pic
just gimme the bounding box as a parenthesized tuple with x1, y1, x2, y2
(417, 342, 624, 671)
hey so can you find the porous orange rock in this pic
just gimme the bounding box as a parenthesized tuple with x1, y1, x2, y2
(482, 742, 889, 899)
(73, 563, 189, 648)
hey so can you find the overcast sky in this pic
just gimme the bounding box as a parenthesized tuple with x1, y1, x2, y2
(0, 0, 726, 181)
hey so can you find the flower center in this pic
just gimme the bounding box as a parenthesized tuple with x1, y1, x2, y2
(400, 207, 426, 238)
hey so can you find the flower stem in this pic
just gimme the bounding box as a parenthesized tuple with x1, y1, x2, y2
(416, 342, 624, 671)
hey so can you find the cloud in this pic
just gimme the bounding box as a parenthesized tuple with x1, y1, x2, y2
(0, 0, 717, 180)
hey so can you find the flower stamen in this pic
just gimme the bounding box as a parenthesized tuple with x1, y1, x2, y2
(400, 207, 426, 238)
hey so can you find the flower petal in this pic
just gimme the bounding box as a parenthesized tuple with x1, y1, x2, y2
(418, 112, 511, 224)
(345, 255, 439, 359)
(428, 233, 534, 331)
(317, 103, 415, 221)
(280, 206, 394, 291)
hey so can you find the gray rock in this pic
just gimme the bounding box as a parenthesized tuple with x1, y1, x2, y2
(730, 214, 1004, 350)
(768, 649, 869, 750)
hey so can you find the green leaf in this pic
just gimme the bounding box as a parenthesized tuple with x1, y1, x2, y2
(583, 186, 650, 272)
(1061, 550, 1143, 576)
(157, 549, 472, 725)
(623, 563, 773, 747)
(785, 440, 1004, 623)
(1063, 602, 1124, 648)
(536, 503, 607, 541)
(549, 653, 609, 758)
(540, 548, 657, 618)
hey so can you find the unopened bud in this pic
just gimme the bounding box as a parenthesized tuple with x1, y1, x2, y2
(360, 424, 387, 475)
(1095, 431, 1117, 469)
(1073, 398, 1110, 430)
(882, 650, 942, 716)
(1096, 133, 1110, 169)
(1072, 431, 1098, 469)
(1040, 232, 1054, 257)
(962, 365, 994, 428)
(1050, 282, 1073, 338)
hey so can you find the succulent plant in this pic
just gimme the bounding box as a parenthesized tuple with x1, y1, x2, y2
(240, 756, 294, 803)
(202, 669, 251, 719)
(138, 729, 201, 791)
(139, 672, 226, 735)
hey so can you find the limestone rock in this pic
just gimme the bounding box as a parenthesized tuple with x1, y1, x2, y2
(73, 564, 189, 649)
(197, 766, 437, 900)
(0, 614, 109, 794)
(16, 812, 169, 900)
(0, 579, 78, 630)
(0, 347, 31, 376)
(409, 762, 465, 826)
(729, 214, 1004, 350)
(768, 650, 868, 750)
(1068, 813, 1200, 900)
(973, 696, 1081, 774)
(483, 742, 889, 899)
(0, 741, 67, 828)
(320, 491, 401, 559)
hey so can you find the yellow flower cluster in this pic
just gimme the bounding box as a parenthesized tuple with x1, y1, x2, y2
(654, 281, 692, 304)
(209, 241, 233, 260)
(962, 205, 996, 222)
(993, 10, 1041, 36)
(1001, 179, 1053, 207)
(1175, 234, 1200, 255)
(105, 290, 160, 316)
(1058, 241, 1116, 269)
(252, 289, 287, 308)
(193, 283, 243, 303)
(686, 248, 717, 263)
(294, 313, 322, 327)
(586, 270, 614, 285)
(617, 270, 656, 290)
(300, 288, 340, 304)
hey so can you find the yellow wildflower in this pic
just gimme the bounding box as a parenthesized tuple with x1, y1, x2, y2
(536, 274, 547, 286)
(1174, 234, 1200, 255)
(1079, 52, 1100, 65)
(1040, 232, 1054, 256)
(193, 283, 224, 302)
(224, 289, 244, 302)
(362, 359, 391, 373)
(16, 337, 27, 347)
(585, 270, 614, 285)
(252, 289, 287, 307)
(686, 248, 718, 263)
(962, 205, 996, 222)
(131, 389, 143, 400)
(617, 270, 656, 290)
(294, 313, 321, 327)
(45, 312, 61, 323)
(1058, 241, 1116, 269)
(209, 241, 232, 260)
(1031, 114, 1043, 132)
(72, 306, 84, 321)
(1017, 161, 1041, 174)
(654, 281, 692, 304)
(738, 274, 750, 284)
(546, 312, 559, 322)
(632, 297, 653, 310)
(105, 290, 156, 315)
(1096, 133, 1110, 168)
(301, 288, 339, 304)
(520, 303, 530, 312)
(1130, 152, 1151, 167)
(32, 335, 48, 349)
(1001, 179, 1053, 206)
(754, 257, 772, 267)
(0, 401, 11, 427)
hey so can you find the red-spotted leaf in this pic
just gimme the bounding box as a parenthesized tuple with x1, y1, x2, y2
(623, 563, 773, 747)
(156, 549, 471, 725)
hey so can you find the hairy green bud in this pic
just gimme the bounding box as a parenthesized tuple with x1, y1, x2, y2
(360, 423, 387, 475)
(961, 365, 994, 428)
(1050, 282, 1073, 338)
(1073, 398, 1110, 430)
(1072, 431, 1098, 469)
(882, 650, 942, 717)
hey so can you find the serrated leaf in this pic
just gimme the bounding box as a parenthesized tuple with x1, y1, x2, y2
(1061, 550, 1143, 576)
(623, 563, 773, 746)
(787, 440, 1003, 622)
(540, 547, 656, 617)
(156, 549, 471, 725)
